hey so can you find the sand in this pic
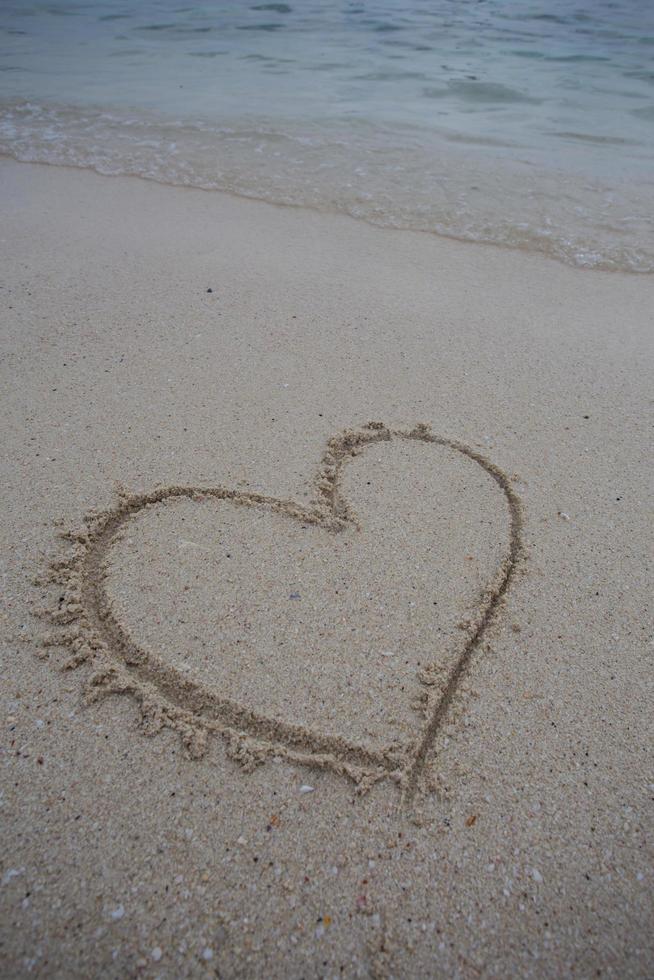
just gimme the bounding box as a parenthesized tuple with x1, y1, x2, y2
(0, 157, 652, 978)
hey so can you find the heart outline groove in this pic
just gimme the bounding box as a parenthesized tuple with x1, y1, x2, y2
(39, 422, 523, 795)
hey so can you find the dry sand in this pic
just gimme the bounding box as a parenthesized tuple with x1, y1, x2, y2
(0, 157, 652, 978)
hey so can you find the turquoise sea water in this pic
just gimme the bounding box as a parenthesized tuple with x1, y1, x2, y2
(1, 0, 653, 270)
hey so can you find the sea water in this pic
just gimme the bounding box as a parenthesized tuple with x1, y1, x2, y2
(1, 0, 653, 271)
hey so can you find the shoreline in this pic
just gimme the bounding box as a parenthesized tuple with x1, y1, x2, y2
(0, 145, 651, 276)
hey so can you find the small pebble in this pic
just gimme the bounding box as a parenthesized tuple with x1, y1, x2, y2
(151, 947, 162, 962)
(532, 868, 543, 883)
(299, 785, 314, 794)
(2, 868, 24, 885)
(202, 947, 214, 960)
(110, 905, 125, 920)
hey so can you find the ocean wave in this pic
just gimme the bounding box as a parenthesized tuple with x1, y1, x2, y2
(1, 99, 653, 273)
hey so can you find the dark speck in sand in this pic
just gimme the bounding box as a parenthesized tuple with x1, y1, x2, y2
(289, 592, 301, 600)
(206, 287, 213, 293)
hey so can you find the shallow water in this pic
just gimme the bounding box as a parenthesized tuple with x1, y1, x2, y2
(1, 0, 654, 270)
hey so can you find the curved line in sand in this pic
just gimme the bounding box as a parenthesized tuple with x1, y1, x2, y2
(44, 422, 523, 794)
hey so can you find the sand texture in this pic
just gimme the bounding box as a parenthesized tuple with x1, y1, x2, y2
(1, 159, 652, 978)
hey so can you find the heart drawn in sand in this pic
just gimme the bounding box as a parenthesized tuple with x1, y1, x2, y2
(43, 423, 522, 793)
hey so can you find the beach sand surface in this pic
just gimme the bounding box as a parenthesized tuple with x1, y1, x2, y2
(1, 158, 652, 977)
